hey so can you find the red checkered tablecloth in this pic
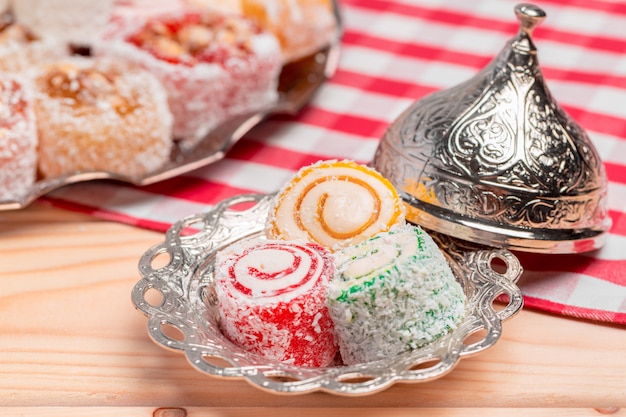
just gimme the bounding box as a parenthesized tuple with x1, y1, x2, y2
(42, 0, 626, 324)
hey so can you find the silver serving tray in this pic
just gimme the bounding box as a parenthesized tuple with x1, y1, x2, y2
(0, 7, 342, 211)
(131, 193, 524, 396)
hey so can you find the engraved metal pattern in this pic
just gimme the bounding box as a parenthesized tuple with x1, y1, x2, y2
(372, 3, 610, 253)
(131, 193, 524, 396)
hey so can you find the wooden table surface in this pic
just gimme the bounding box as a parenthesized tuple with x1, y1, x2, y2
(1, 203, 625, 416)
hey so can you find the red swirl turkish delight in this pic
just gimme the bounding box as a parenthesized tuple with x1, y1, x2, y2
(214, 238, 338, 367)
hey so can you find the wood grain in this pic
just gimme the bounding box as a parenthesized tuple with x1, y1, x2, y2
(0, 407, 624, 416)
(1, 204, 625, 411)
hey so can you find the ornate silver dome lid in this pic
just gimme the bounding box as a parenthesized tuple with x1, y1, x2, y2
(372, 3, 610, 254)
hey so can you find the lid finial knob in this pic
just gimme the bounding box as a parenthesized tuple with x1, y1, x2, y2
(515, 3, 546, 36)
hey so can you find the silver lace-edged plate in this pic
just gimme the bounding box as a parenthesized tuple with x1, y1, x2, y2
(131, 193, 524, 396)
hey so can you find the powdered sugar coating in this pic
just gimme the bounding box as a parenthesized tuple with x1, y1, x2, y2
(31, 56, 173, 178)
(242, 0, 337, 62)
(0, 73, 37, 201)
(12, 0, 113, 46)
(0, 17, 68, 74)
(112, 0, 188, 19)
(214, 238, 338, 367)
(188, 0, 338, 63)
(328, 224, 466, 365)
(95, 10, 282, 149)
(267, 159, 406, 251)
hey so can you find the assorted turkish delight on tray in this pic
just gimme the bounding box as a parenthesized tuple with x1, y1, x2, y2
(131, 159, 524, 394)
(0, 0, 340, 208)
(213, 160, 467, 368)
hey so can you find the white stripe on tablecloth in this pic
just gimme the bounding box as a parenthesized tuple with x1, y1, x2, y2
(310, 82, 413, 123)
(594, 233, 626, 261)
(342, 0, 626, 43)
(342, 5, 510, 52)
(246, 121, 380, 161)
(190, 159, 295, 193)
(608, 182, 626, 212)
(47, 182, 211, 224)
(590, 131, 626, 163)
(521, 270, 626, 313)
(333, 46, 626, 119)
(387, 0, 626, 41)
(548, 81, 626, 120)
(340, 15, 626, 75)
(338, 45, 477, 89)
(310, 78, 626, 133)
